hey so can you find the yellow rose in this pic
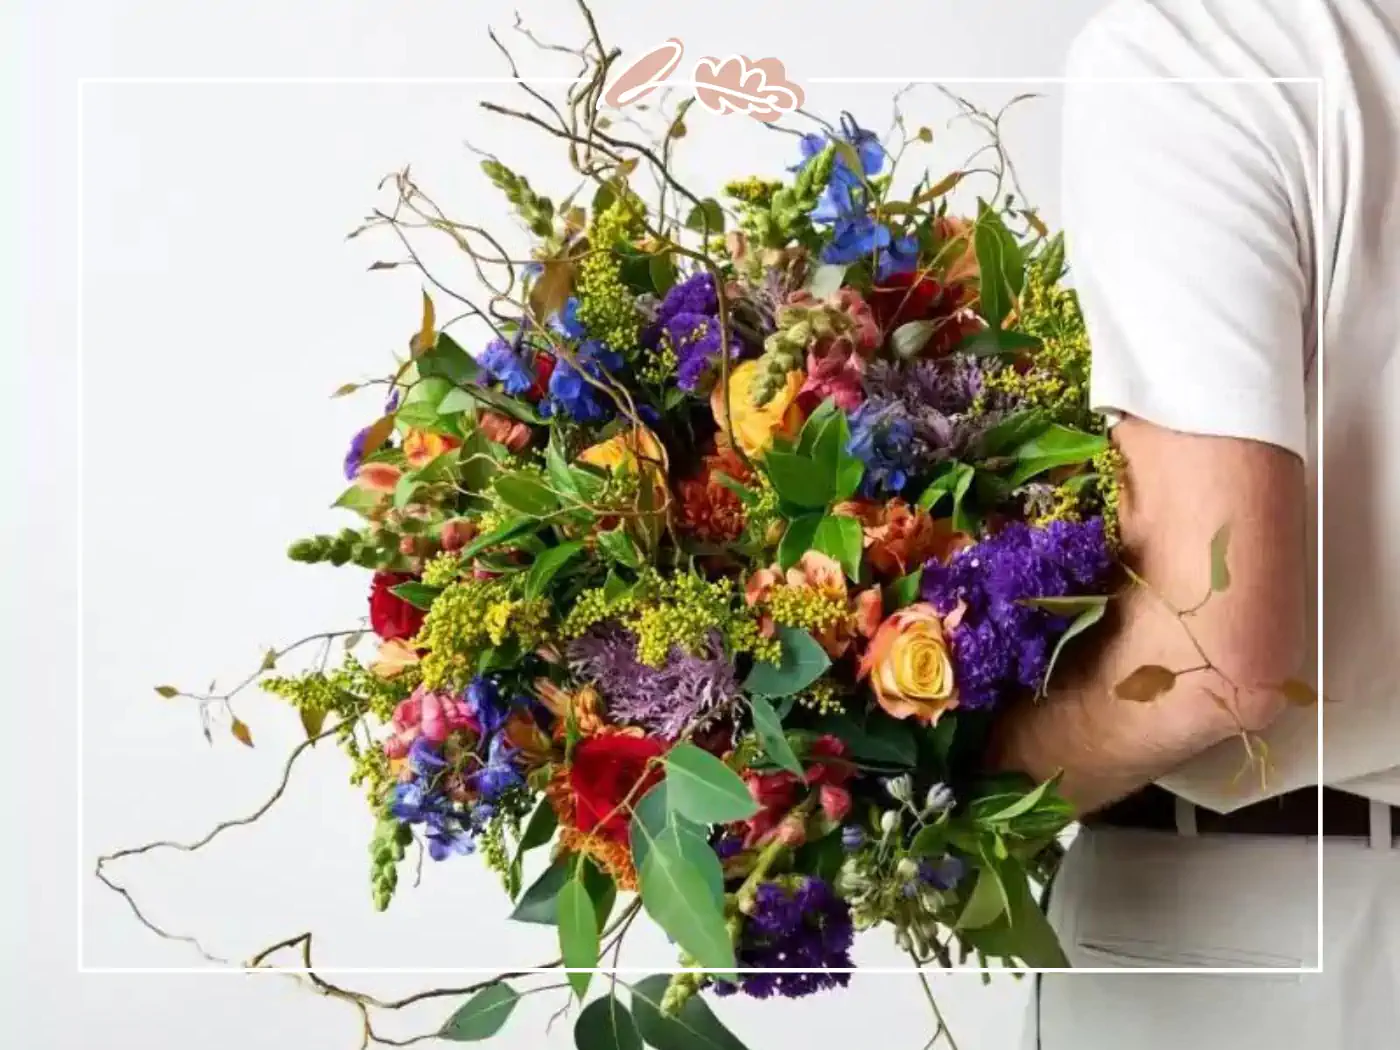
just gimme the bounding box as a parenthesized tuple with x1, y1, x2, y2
(858, 602, 959, 723)
(577, 426, 669, 544)
(710, 360, 805, 458)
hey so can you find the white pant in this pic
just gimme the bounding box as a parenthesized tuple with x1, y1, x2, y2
(1030, 822, 1400, 1049)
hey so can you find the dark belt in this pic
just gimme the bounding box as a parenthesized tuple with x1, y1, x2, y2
(1092, 783, 1395, 837)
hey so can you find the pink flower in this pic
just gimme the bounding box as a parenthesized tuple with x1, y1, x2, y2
(795, 288, 880, 412)
(384, 684, 478, 759)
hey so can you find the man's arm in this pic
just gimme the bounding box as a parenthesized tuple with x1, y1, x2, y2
(988, 417, 1307, 813)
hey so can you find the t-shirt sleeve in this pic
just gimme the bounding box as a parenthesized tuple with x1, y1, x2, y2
(1060, 11, 1310, 459)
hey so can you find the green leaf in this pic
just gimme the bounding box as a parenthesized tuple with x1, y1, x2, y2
(915, 461, 973, 517)
(1007, 425, 1107, 487)
(979, 774, 1062, 824)
(684, 198, 725, 235)
(575, 994, 643, 1050)
(649, 253, 678, 296)
(389, 581, 442, 611)
(558, 874, 599, 1000)
(957, 864, 1007, 930)
(804, 401, 863, 501)
(333, 484, 384, 517)
(763, 450, 834, 510)
(154, 685, 179, 699)
(435, 386, 479, 416)
(524, 540, 586, 600)
(742, 626, 831, 697)
(807, 263, 847, 299)
(885, 569, 923, 611)
(664, 742, 760, 824)
(750, 696, 803, 777)
(393, 472, 422, 509)
(1019, 595, 1109, 616)
(777, 513, 822, 571)
(493, 473, 559, 517)
(419, 332, 483, 387)
(908, 822, 948, 858)
(976, 408, 1048, 458)
(630, 975, 751, 1050)
(439, 983, 519, 1041)
(459, 429, 504, 494)
(509, 855, 571, 924)
(813, 513, 863, 582)
(597, 527, 644, 568)
(1039, 600, 1108, 696)
(509, 798, 558, 895)
(638, 820, 736, 972)
(817, 713, 917, 767)
(628, 782, 672, 878)
(959, 863, 1068, 967)
(458, 517, 542, 560)
(1210, 522, 1231, 592)
(955, 327, 1041, 358)
(972, 204, 1024, 330)
(890, 320, 936, 359)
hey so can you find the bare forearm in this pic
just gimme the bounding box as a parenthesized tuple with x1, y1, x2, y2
(988, 422, 1307, 814)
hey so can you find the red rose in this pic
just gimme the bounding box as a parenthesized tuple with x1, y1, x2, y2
(569, 732, 667, 843)
(528, 352, 556, 401)
(369, 572, 427, 642)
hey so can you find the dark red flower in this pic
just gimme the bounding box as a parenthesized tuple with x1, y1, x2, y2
(527, 352, 556, 401)
(740, 735, 855, 847)
(569, 731, 667, 843)
(369, 572, 427, 642)
(869, 272, 980, 356)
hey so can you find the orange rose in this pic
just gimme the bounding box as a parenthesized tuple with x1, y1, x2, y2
(858, 602, 959, 723)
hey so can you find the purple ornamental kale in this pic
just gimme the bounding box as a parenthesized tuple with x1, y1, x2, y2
(566, 624, 741, 739)
(713, 877, 855, 999)
(643, 271, 740, 392)
(920, 518, 1114, 711)
(860, 356, 1003, 464)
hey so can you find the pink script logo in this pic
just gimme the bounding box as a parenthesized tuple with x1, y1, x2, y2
(602, 39, 804, 123)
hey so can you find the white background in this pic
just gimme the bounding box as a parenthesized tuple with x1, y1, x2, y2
(11, 0, 1111, 1047)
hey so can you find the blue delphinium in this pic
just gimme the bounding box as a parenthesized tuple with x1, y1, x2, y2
(476, 337, 535, 397)
(920, 518, 1114, 710)
(389, 738, 482, 860)
(713, 877, 855, 999)
(796, 114, 917, 280)
(846, 397, 920, 497)
(538, 298, 626, 423)
(470, 734, 523, 802)
(343, 424, 373, 480)
(464, 675, 513, 737)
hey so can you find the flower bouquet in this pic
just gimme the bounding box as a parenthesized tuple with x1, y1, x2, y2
(98, 12, 1154, 1049)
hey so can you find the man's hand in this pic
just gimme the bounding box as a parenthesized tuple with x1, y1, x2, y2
(987, 417, 1308, 814)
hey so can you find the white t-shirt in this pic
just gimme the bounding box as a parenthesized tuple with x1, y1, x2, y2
(1061, 0, 1400, 811)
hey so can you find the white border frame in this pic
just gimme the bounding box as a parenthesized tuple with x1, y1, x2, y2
(77, 73, 1326, 977)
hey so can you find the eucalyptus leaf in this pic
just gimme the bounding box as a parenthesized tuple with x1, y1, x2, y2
(574, 995, 643, 1050)
(509, 855, 571, 924)
(1210, 522, 1232, 592)
(742, 627, 831, 697)
(956, 864, 1007, 930)
(439, 983, 519, 1042)
(638, 822, 735, 973)
(664, 743, 760, 825)
(629, 975, 751, 1050)
(558, 875, 599, 1000)
(750, 696, 803, 777)
(1039, 601, 1108, 696)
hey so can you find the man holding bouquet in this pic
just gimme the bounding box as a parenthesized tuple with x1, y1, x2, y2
(992, 0, 1400, 1046)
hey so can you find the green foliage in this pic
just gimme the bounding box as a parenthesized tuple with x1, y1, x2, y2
(574, 994, 643, 1050)
(629, 975, 751, 1050)
(481, 158, 556, 238)
(749, 696, 803, 777)
(439, 983, 520, 1042)
(558, 869, 600, 999)
(663, 743, 760, 825)
(742, 626, 831, 697)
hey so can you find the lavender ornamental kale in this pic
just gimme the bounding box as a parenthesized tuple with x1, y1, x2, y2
(921, 518, 1114, 710)
(714, 877, 855, 999)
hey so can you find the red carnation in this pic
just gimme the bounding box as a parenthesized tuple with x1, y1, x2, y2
(369, 572, 427, 642)
(569, 732, 667, 843)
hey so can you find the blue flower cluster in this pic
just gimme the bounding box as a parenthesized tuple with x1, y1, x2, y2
(539, 298, 626, 423)
(846, 397, 920, 497)
(477, 337, 536, 397)
(645, 272, 736, 392)
(389, 675, 528, 861)
(921, 518, 1114, 710)
(798, 114, 917, 279)
(714, 877, 854, 999)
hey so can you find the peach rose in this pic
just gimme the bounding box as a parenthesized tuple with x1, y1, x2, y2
(858, 602, 959, 723)
(711, 359, 805, 457)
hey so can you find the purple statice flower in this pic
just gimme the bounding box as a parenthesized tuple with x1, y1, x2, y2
(713, 877, 855, 1000)
(846, 396, 919, 497)
(566, 625, 742, 740)
(343, 424, 373, 480)
(476, 337, 535, 397)
(713, 833, 746, 860)
(644, 271, 738, 392)
(921, 518, 1114, 710)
